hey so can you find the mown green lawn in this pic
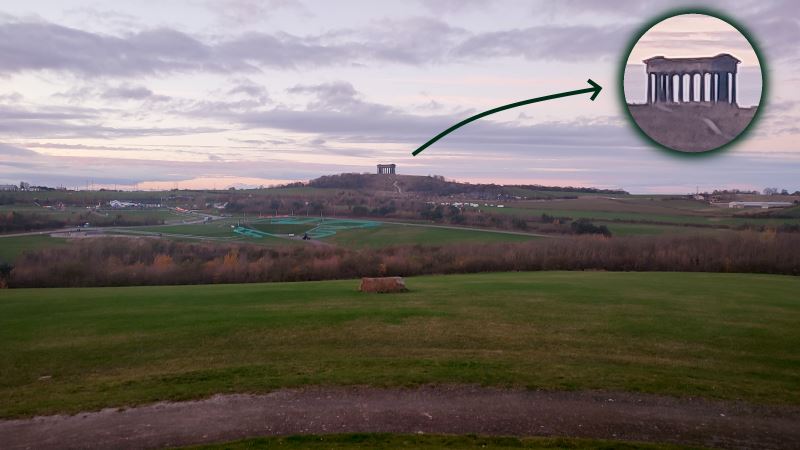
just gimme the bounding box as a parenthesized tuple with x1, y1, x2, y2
(185, 434, 690, 450)
(250, 222, 316, 235)
(0, 235, 68, 263)
(136, 221, 240, 237)
(326, 224, 538, 247)
(488, 206, 713, 225)
(487, 204, 800, 230)
(1, 272, 798, 418)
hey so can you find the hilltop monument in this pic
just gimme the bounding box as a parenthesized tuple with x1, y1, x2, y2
(644, 53, 740, 105)
(626, 51, 758, 153)
(377, 164, 396, 175)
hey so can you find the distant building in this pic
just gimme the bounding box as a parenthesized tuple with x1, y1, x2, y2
(377, 164, 396, 175)
(643, 53, 740, 105)
(729, 201, 793, 209)
(0, 184, 18, 191)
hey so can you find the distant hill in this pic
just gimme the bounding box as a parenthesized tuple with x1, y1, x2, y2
(306, 173, 627, 199)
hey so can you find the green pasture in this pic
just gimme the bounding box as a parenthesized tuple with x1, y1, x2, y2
(0, 235, 68, 263)
(1, 271, 798, 418)
(138, 221, 241, 238)
(325, 223, 538, 247)
(93, 208, 187, 222)
(488, 204, 800, 230)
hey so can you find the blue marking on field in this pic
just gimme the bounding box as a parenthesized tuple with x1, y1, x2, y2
(233, 217, 380, 240)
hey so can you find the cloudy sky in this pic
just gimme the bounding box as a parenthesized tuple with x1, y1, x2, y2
(0, 0, 798, 193)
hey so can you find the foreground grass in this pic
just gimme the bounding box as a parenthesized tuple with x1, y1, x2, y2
(1, 272, 799, 418)
(184, 434, 694, 450)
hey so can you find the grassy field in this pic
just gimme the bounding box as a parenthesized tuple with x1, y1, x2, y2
(1, 271, 798, 418)
(250, 222, 316, 235)
(477, 197, 800, 230)
(137, 221, 241, 238)
(0, 235, 68, 263)
(184, 434, 688, 450)
(93, 208, 187, 222)
(326, 223, 539, 247)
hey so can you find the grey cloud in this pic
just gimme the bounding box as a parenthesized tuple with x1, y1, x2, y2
(190, 81, 636, 152)
(227, 80, 270, 102)
(0, 105, 95, 121)
(0, 143, 37, 156)
(0, 121, 221, 139)
(0, 22, 232, 76)
(0, 147, 364, 187)
(102, 84, 171, 101)
(545, 0, 798, 61)
(210, 0, 312, 27)
(415, 0, 490, 14)
(0, 16, 625, 77)
(0, 91, 23, 103)
(0, 103, 222, 138)
(452, 25, 629, 62)
(285, 81, 389, 113)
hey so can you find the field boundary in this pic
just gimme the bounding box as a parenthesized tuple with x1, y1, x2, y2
(2, 386, 798, 450)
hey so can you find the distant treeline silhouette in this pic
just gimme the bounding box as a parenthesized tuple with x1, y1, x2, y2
(307, 173, 628, 197)
(5, 232, 798, 288)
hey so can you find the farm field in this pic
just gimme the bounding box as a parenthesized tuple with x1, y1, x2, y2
(595, 222, 698, 236)
(0, 235, 67, 263)
(485, 198, 800, 229)
(126, 218, 539, 246)
(135, 220, 244, 238)
(1, 271, 798, 419)
(93, 208, 188, 222)
(325, 223, 540, 247)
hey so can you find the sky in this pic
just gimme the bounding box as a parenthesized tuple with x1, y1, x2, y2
(0, 0, 798, 193)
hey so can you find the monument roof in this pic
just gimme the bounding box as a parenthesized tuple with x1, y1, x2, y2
(643, 53, 741, 64)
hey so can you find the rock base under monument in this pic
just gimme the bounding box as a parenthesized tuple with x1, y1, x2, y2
(628, 103, 757, 152)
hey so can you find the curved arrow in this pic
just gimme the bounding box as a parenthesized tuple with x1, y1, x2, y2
(412, 79, 602, 156)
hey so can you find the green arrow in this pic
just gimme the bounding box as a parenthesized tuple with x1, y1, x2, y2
(412, 79, 602, 156)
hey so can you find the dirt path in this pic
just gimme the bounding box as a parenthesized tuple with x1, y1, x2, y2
(2, 386, 798, 450)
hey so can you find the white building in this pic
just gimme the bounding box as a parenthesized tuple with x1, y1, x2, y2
(0, 184, 18, 191)
(728, 201, 794, 209)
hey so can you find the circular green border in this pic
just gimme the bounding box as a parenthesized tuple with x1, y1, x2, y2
(618, 7, 768, 158)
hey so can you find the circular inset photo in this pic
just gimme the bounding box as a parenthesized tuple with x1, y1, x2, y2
(622, 12, 764, 153)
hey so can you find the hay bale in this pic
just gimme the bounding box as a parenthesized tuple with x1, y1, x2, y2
(359, 276, 408, 293)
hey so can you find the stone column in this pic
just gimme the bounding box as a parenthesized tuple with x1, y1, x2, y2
(671, 74, 676, 102)
(689, 74, 695, 102)
(700, 72, 705, 102)
(710, 73, 716, 102)
(731, 73, 737, 105)
(655, 74, 660, 103)
(656, 74, 661, 103)
(665, 74, 671, 103)
(718, 71, 729, 103)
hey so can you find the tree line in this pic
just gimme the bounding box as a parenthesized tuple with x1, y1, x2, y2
(5, 231, 799, 288)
